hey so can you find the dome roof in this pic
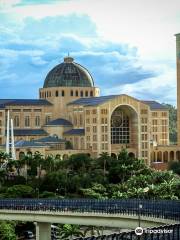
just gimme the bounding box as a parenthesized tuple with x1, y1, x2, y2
(43, 56, 94, 88)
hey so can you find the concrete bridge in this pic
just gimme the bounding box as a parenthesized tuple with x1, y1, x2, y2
(0, 199, 179, 240)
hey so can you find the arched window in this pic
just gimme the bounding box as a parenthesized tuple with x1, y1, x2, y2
(176, 151, 180, 161)
(76, 90, 78, 97)
(157, 151, 162, 162)
(111, 107, 130, 144)
(151, 152, 156, 162)
(128, 152, 135, 159)
(62, 90, 65, 97)
(90, 91, 93, 97)
(70, 90, 73, 96)
(111, 153, 117, 159)
(27, 151, 32, 156)
(19, 151, 25, 160)
(170, 151, 174, 161)
(49, 91, 51, 97)
(80, 91, 83, 97)
(55, 90, 58, 97)
(163, 151, 168, 163)
(85, 91, 88, 97)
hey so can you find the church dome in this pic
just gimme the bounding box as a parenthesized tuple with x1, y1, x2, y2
(43, 56, 94, 88)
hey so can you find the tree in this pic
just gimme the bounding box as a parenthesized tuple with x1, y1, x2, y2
(58, 224, 83, 239)
(97, 152, 112, 182)
(5, 185, 34, 198)
(168, 161, 180, 175)
(164, 104, 177, 143)
(67, 154, 91, 173)
(65, 141, 73, 150)
(0, 221, 16, 240)
(0, 169, 6, 188)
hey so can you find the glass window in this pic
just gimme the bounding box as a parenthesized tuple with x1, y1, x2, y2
(35, 116, 40, 127)
(25, 116, 30, 127)
(14, 116, 19, 127)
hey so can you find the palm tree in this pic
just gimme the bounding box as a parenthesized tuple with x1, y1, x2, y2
(0, 169, 6, 187)
(98, 152, 111, 181)
(42, 154, 55, 173)
(0, 151, 10, 168)
(58, 224, 84, 239)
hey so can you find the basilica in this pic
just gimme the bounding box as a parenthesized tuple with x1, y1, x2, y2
(0, 34, 180, 169)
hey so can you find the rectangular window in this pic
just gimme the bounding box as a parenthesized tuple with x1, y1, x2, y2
(35, 116, 40, 127)
(141, 109, 148, 114)
(93, 135, 97, 141)
(14, 115, 20, 127)
(152, 112, 158, 117)
(93, 126, 97, 133)
(25, 116, 30, 127)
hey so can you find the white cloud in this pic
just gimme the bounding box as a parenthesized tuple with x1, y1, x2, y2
(0, 0, 179, 104)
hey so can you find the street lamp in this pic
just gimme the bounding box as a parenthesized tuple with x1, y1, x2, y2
(55, 188, 59, 196)
(138, 204, 143, 227)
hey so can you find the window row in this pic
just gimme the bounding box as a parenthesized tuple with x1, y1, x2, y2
(86, 109, 97, 115)
(152, 112, 168, 117)
(11, 109, 42, 112)
(14, 116, 41, 127)
(40, 90, 94, 98)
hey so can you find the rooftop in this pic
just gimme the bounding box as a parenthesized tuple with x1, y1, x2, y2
(68, 95, 119, 106)
(10, 129, 48, 136)
(0, 99, 52, 108)
(34, 136, 66, 143)
(43, 56, 94, 88)
(45, 118, 72, 126)
(68, 95, 168, 110)
(14, 140, 47, 148)
(142, 101, 169, 110)
(64, 128, 85, 135)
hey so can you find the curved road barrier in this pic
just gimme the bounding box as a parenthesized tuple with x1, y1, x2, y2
(0, 199, 179, 240)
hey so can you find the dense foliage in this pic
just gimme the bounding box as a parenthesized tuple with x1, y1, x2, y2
(0, 221, 16, 240)
(0, 150, 179, 200)
(164, 104, 177, 143)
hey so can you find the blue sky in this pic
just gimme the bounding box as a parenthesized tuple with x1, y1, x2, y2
(0, 0, 179, 105)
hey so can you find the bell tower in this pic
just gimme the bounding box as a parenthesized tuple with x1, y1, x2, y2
(175, 33, 180, 145)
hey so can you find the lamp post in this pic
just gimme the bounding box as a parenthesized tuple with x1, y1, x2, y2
(138, 204, 143, 227)
(55, 188, 59, 197)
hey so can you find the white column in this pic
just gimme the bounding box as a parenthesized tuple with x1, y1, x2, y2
(11, 119, 16, 160)
(36, 222, 51, 240)
(6, 110, 10, 155)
